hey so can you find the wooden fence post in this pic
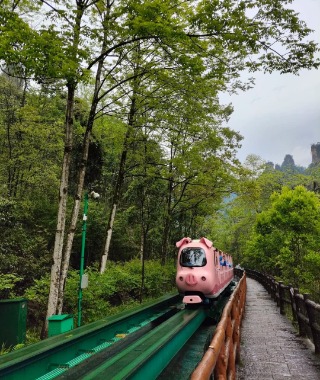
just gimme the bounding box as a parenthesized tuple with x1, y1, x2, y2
(304, 296, 320, 355)
(278, 281, 285, 315)
(287, 285, 296, 322)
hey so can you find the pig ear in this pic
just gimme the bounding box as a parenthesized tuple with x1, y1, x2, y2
(176, 237, 191, 248)
(200, 237, 213, 248)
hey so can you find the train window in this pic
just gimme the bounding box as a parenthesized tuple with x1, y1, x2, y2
(180, 248, 207, 267)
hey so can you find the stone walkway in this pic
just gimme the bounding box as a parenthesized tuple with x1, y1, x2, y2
(237, 277, 320, 380)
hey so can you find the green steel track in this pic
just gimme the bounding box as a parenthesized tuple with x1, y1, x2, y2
(0, 285, 235, 380)
(61, 307, 207, 380)
(0, 293, 181, 380)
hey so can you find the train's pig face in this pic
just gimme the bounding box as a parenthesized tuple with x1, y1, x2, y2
(176, 237, 234, 303)
(176, 237, 216, 295)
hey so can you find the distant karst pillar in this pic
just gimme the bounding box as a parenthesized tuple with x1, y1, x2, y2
(311, 143, 320, 165)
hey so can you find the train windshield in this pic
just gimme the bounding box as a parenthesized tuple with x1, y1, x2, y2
(180, 248, 207, 267)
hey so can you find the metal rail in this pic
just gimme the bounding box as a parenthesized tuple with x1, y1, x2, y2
(1, 283, 240, 380)
(57, 284, 236, 379)
(79, 307, 207, 380)
(0, 293, 181, 380)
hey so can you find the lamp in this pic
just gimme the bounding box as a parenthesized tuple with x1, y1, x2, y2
(77, 191, 100, 327)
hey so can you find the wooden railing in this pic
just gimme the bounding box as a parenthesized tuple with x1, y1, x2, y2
(191, 269, 246, 380)
(245, 269, 320, 355)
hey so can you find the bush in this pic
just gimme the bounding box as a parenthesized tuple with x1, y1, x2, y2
(0, 273, 23, 299)
(25, 259, 177, 329)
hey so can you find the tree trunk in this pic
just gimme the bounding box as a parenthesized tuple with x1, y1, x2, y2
(43, 2, 85, 337)
(139, 228, 146, 304)
(161, 151, 174, 265)
(56, 8, 110, 311)
(44, 82, 75, 337)
(56, 128, 91, 314)
(140, 228, 144, 263)
(100, 72, 139, 272)
(100, 143, 128, 273)
(139, 158, 147, 302)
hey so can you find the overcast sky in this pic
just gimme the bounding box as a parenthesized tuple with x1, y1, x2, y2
(222, 0, 320, 168)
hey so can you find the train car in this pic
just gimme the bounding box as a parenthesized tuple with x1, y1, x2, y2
(175, 237, 233, 304)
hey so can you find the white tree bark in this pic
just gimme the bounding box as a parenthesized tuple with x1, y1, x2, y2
(56, 132, 89, 314)
(100, 203, 117, 273)
(56, 5, 113, 311)
(45, 84, 74, 334)
(43, 0, 85, 336)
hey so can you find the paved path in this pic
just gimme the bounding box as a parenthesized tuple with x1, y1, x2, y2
(237, 277, 320, 380)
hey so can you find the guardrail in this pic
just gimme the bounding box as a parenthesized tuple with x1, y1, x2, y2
(191, 269, 246, 380)
(245, 269, 320, 355)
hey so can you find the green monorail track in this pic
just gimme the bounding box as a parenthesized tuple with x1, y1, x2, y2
(0, 284, 236, 380)
(68, 307, 207, 380)
(0, 293, 181, 380)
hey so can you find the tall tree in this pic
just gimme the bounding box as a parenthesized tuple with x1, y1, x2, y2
(42, 1, 97, 333)
(245, 186, 320, 288)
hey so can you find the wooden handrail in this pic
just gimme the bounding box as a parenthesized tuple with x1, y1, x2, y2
(191, 272, 246, 380)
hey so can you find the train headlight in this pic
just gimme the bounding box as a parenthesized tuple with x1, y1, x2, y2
(201, 276, 206, 281)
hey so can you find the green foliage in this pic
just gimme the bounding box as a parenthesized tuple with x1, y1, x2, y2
(143, 259, 176, 295)
(24, 276, 50, 327)
(244, 186, 320, 295)
(0, 343, 10, 355)
(0, 75, 65, 199)
(25, 259, 176, 327)
(0, 341, 25, 355)
(0, 197, 53, 292)
(208, 156, 317, 263)
(0, 5, 86, 83)
(0, 274, 23, 299)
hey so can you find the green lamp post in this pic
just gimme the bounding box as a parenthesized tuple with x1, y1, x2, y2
(78, 192, 89, 327)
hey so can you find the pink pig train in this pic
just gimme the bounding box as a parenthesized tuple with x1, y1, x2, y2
(175, 237, 234, 304)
